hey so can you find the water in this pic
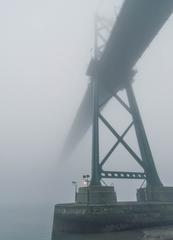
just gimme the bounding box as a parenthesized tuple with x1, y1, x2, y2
(0, 205, 53, 240)
(1, 205, 173, 240)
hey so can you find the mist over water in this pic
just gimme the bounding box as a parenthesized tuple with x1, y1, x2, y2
(0, 205, 52, 240)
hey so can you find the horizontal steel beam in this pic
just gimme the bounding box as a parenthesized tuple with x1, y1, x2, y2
(101, 171, 146, 179)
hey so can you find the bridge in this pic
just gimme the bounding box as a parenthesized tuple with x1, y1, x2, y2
(52, 0, 173, 237)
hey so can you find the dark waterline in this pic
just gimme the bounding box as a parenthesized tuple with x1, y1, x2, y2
(57, 226, 173, 240)
(57, 230, 143, 240)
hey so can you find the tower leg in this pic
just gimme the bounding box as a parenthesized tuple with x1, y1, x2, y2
(90, 78, 101, 186)
(126, 82, 162, 187)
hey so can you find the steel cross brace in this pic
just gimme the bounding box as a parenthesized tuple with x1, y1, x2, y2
(99, 113, 144, 169)
(98, 93, 147, 180)
(94, 15, 114, 60)
(100, 121, 134, 167)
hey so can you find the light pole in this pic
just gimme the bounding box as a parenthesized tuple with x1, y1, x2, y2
(83, 175, 90, 204)
(72, 181, 78, 203)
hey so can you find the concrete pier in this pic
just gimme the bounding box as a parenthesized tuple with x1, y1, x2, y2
(137, 186, 173, 202)
(51, 185, 173, 239)
(52, 201, 173, 238)
(77, 186, 117, 204)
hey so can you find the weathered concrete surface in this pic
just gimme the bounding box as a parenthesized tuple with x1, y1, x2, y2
(77, 186, 117, 204)
(53, 225, 173, 240)
(143, 226, 173, 240)
(137, 186, 173, 202)
(52, 202, 173, 238)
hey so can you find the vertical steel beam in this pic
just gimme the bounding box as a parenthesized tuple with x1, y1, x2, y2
(90, 78, 101, 186)
(90, 15, 114, 186)
(126, 82, 162, 187)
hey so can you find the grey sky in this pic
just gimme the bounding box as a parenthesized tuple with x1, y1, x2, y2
(0, 0, 173, 204)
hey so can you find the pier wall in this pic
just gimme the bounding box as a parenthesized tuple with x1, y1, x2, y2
(52, 202, 173, 238)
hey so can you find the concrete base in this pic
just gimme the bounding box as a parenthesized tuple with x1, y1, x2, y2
(77, 186, 117, 204)
(52, 201, 173, 237)
(137, 186, 173, 202)
(52, 186, 173, 238)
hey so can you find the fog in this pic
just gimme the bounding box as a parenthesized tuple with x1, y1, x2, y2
(0, 0, 173, 205)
